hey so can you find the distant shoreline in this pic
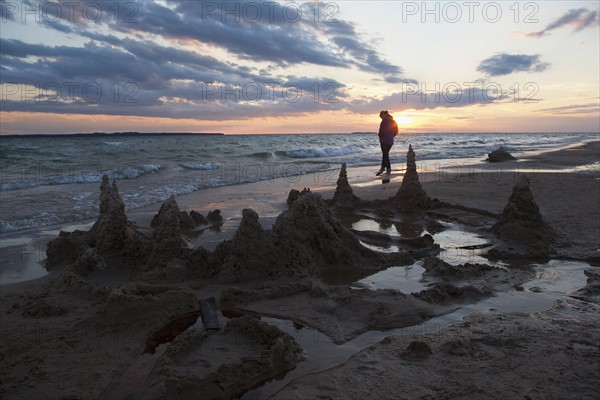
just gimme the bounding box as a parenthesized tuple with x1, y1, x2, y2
(1, 131, 597, 138)
(0, 132, 224, 139)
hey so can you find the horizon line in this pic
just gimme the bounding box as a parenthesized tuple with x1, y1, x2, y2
(1, 131, 599, 138)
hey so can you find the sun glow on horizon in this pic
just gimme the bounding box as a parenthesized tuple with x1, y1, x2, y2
(396, 116, 412, 126)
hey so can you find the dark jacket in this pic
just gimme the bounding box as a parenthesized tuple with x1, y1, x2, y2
(378, 115, 399, 145)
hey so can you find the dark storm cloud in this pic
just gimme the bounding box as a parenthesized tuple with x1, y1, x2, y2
(476, 54, 549, 77)
(528, 8, 599, 37)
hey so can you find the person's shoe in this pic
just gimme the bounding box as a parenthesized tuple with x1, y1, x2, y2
(386, 169, 391, 174)
(375, 169, 385, 176)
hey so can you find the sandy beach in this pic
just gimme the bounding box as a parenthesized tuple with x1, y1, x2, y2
(0, 141, 598, 400)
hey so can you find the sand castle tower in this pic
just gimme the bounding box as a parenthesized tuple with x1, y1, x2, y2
(489, 176, 553, 258)
(393, 145, 431, 211)
(330, 163, 359, 207)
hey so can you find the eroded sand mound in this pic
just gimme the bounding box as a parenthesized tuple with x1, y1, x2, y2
(487, 146, 517, 162)
(488, 176, 553, 258)
(219, 284, 438, 344)
(419, 257, 534, 296)
(570, 269, 600, 303)
(144, 315, 305, 399)
(45, 229, 90, 268)
(220, 282, 323, 307)
(413, 283, 492, 304)
(94, 282, 199, 333)
(422, 257, 496, 278)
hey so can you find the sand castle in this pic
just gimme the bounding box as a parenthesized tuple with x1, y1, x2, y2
(45, 175, 414, 284)
(329, 163, 359, 207)
(489, 176, 553, 259)
(147, 196, 188, 268)
(45, 148, 555, 283)
(46, 176, 153, 270)
(201, 190, 413, 282)
(393, 145, 432, 211)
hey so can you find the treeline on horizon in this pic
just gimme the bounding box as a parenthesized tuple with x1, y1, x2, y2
(0, 131, 380, 138)
(0, 132, 225, 138)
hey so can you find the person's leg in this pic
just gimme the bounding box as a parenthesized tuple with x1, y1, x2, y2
(382, 144, 392, 173)
(377, 143, 388, 175)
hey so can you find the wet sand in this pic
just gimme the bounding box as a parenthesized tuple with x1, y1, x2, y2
(0, 141, 598, 399)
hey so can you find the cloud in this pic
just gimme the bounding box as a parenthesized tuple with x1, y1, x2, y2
(0, 39, 349, 120)
(0, 0, 415, 120)
(1, 36, 512, 120)
(528, 8, 599, 37)
(21, 0, 406, 80)
(537, 103, 600, 115)
(477, 54, 549, 76)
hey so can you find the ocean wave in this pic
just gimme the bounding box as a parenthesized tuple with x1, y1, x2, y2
(182, 162, 220, 170)
(283, 145, 364, 158)
(0, 164, 161, 191)
(142, 164, 161, 173)
(103, 141, 124, 146)
(571, 161, 600, 174)
(249, 151, 277, 159)
(449, 140, 488, 146)
(1, 213, 61, 233)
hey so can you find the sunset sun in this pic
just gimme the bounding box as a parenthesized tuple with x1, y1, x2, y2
(396, 116, 412, 126)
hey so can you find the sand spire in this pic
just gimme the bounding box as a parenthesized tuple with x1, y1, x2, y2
(331, 163, 359, 207)
(489, 175, 553, 258)
(393, 145, 431, 211)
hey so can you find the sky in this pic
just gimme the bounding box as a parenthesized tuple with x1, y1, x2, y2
(0, 0, 599, 134)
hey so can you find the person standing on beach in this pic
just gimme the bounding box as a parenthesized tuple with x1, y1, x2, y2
(376, 110, 399, 176)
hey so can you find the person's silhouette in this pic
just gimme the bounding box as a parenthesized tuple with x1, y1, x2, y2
(376, 110, 399, 176)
